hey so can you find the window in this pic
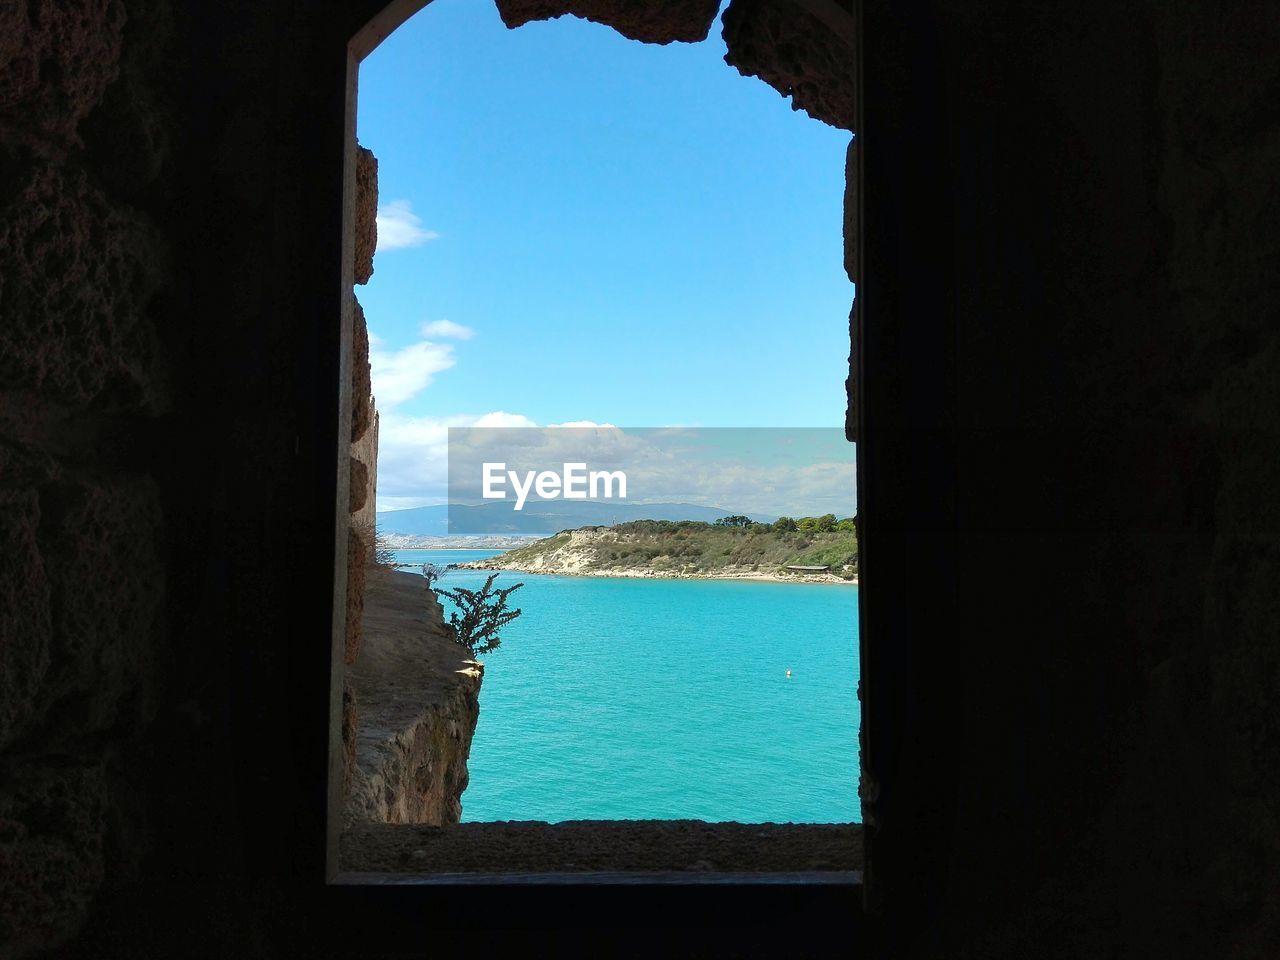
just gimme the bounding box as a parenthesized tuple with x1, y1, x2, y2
(329, 0, 864, 887)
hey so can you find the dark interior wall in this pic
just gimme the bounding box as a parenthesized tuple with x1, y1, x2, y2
(2, 0, 358, 954)
(863, 1, 1280, 955)
(1, 0, 173, 952)
(0, 0, 1276, 957)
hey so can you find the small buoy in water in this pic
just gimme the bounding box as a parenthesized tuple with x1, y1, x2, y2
(786, 669, 792, 678)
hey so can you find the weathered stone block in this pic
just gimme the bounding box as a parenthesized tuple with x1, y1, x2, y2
(0, 490, 53, 750)
(0, 153, 167, 411)
(843, 136, 857, 443)
(0, 0, 126, 142)
(82, 0, 175, 196)
(354, 145, 377, 284)
(723, 0, 856, 130)
(351, 406, 379, 534)
(342, 681, 358, 798)
(36, 475, 162, 743)
(844, 300, 857, 443)
(349, 457, 369, 514)
(843, 136, 857, 283)
(495, 0, 719, 44)
(351, 297, 372, 443)
(345, 567, 484, 827)
(0, 760, 108, 955)
(345, 524, 367, 666)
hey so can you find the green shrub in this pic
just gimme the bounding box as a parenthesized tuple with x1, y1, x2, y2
(437, 574, 524, 658)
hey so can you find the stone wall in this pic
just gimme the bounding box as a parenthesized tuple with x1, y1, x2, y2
(494, 0, 720, 43)
(857, 1, 1280, 954)
(345, 142, 379, 665)
(350, 405, 378, 535)
(339, 144, 380, 800)
(0, 0, 1277, 957)
(0, 0, 171, 951)
(344, 565, 482, 828)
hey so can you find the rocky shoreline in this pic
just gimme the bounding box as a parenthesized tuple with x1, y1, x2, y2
(455, 559, 857, 586)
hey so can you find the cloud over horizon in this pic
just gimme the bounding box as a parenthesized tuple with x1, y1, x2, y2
(377, 425, 856, 517)
(375, 199, 439, 251)
(374, 411, 538, 512)
(420, 319, 474, 340)
(368, 335, 456, 409)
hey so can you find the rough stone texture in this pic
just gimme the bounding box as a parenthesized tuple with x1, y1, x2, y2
(495, 0, 720, 44)
(854, 2, 1280, 954)
(842, 136, 856, 284)
(0, 153, 168, 410)
(0, 760, 108, 956)
(0, 0, 172, 949)
(345, 566, 482, 828)
(81, 0, 174, 197)
(344, 525, 368, 667)
(843, 300, 856, 443)
(348, 456, 368, 514)
(351, 405, 378, 534)
(353, 144, 376, 285)
(0, 490, 52, 749)
(0, 463, 164, 746)
(342, 821, 861, 875)
(0, 0, 1277, 957)
(843, 137, 856, 443)
(33, 475, 163, 745)
(341, 681, 358, 798)
(350, 297, 372, 443)
(348, 296, 378, 532)
(722, 0, 855, 130)
(0, 0, 126, 142)
(344, 131, 378, 784)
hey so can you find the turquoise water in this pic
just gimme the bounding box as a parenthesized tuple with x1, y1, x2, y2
(391, 549, 861, 824)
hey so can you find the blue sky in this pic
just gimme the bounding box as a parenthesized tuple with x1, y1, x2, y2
(358, 1, 854, 510)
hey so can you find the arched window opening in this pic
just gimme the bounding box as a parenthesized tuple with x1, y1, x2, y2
(330, 0, 862, 882)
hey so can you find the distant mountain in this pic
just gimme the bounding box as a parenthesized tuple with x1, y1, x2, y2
(378, 533, 538, 550)
(375, 501, 777, 537)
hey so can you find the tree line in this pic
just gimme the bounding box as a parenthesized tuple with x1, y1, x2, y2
(713, 514, 856, 534)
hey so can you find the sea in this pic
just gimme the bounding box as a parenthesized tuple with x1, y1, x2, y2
(391, 549, 862, 824)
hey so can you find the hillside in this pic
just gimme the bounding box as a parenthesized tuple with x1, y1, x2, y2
(376, 501, 777, 537)
(459, 518, 858, 583)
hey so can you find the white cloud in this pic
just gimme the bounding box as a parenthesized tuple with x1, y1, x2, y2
(472, 411, 539, 428)
(369, 339, 456, 408)
(420, 319, 475, 340)
(375, 421, 857, 518)
(368, 322, 476, 409)
(375, 200, 439, 251)
(375, 411, 539, 510)
(377, 495, 447, 512)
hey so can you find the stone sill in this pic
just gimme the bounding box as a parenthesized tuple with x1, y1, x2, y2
(340, 820, 862, 877)
(336, 871, 860, 885)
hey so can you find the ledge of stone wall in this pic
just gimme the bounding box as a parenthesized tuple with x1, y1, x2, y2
(342, 820, 861, 875)
(344, 565, 482, 827)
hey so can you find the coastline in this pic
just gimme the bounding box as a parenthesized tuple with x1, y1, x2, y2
(383, 543, 536, 552)
(454, 562, 857, 586)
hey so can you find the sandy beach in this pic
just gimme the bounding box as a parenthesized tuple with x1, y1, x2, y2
(454, 560, 857, 586)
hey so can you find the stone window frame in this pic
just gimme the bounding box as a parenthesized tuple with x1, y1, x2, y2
(326, 0, 868, 897)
